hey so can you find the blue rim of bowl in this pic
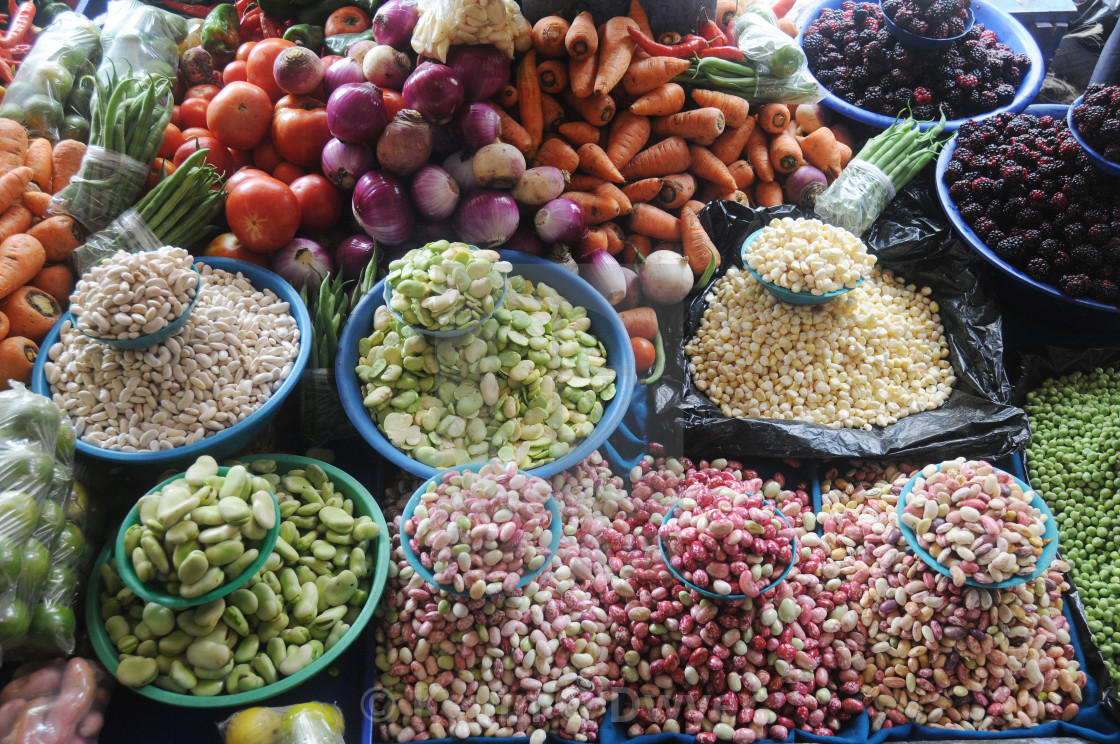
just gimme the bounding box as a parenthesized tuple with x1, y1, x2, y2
(740, 228, 865, 305)
(399, 461, 563, 597)
(657, 501, 799, 602)
(881, 0, 975, 49)
(382, 272, 509, 339)
(31, 257, 314, 465)
(74, 264, 202, 350)
(114, 466, 280, 608)
(935, 103, 1120, 315)
(795, 0, 1045, 132)
(1067, 94, 1120, 177)
(895, 462, 1060, 589)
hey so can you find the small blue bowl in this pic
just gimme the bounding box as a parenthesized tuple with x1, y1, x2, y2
(73, 264, 201, 350)
(381, 272, 508, 339)
(896, 462, 1059, 588)
(741, 228, 865, 306)
(882, 0, 975, 50)
(1068, 94, 1120, 178)
(32, 257, 313, 468)
(658, 501, 799, 602)
(399, 461, 563, 596)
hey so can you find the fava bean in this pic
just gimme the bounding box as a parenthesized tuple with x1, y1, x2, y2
(117, 657, 159, 688)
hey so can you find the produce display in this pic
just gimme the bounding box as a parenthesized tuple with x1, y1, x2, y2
(1071, 84, 1120, 162)
(745, 216, 874, 293)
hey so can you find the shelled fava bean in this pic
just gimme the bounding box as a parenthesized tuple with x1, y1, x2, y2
(1025, 368, 1120, 686)
(819, 461, 1085, 732)
(100, 458, 379, 694)
(357, 275, 616, 470)
(373, 454, 622, 742)
(387, 242, 512, 331)
(901, 458, 1051, 586)
(123, 457, 277, 599)
(747, 218, 875, 294)
(403, 459, 555, 597)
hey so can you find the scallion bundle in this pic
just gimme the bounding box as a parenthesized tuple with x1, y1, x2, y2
(852, 113, 949, 190)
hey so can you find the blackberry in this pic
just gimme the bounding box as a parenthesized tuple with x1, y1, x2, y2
(971, 177, 997, 198)
(1021, 230, 1042, 250)
(995, 236, 1025, 262)
(956, 73, 979, 89)
(1026, 257, 1051, 281)
(1090, 222, 1114, 245)
(1039, 239, 1063, 259)
(1052, 251, 1072, 273)
(973, 217, 998, 238)
(1102, 239, 1120, 265)
(803, 33, 831, 58)
(913, 103, 938, 121)
(1060, 273, 1093, 298)
(1072, 244, 1102, 270)
(960, 202, 984, 220)
(1093, 279, 1120, 304)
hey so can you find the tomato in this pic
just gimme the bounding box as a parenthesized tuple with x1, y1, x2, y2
(171, 104, 182, 128)
(290, 174, 342, 231)
(157, 122, 184, 160)
(179, 97, 210, 130)
(271, 161, 305, 184)
(226, 177, 301, 253)
(631, 337, 656, 373)
(325, 6, 371, 36)
(225, 167, 272, 192)
(320, 55, 342, 71)
(271, 95, 331, 167)
(29, 603, 76, 644)
(383, 89, 404, 119)
(146, 158, 176, 190)
(223, 59, 248, 85)
(204, 232, 271, 265)
(174, 136, 233, 176)
(229, 148, 254, 171)
(246, 37, 295, 103)
(252, 138, 284, 172)
(236, 41, 257, 62)
(180, 127, 212, 141)
(185, 83, 221, 102)
(207, 81, 272, 151)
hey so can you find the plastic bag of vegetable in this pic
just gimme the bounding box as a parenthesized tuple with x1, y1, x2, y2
(218, 702, 345, 744)
(96, 0, 186, 84)
(412, 0, 531, 60)
(732, 5, 807, 78)
(0, 11, 101, 141)
(0, 658, 114, 743)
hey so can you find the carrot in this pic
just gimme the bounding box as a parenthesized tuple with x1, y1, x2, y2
(0, 119, 28, 175)
(630, 83, 685, 116)
(27, 216, 81, 262)
(619, 306, 658, 339)
(711, 118, 756, 164)
(629, 203, 681, 241)
(657, 172, 697, 209)
(690, 89, 750, 128)
(0, 336, 35, 389)
(621, 136, 692, 180)
(517, 50, 544, 158)
(20, 189, 51, 218)
(777, 17, 799, 36)
(532, 16, 570, 58)
(746, 125, 773, 182)
(688, 144, 737, 190)
(569, 54, 598, 99)
(605, 111, 650, 169)
(565, 11, 598, 60)
(622, 233, 652, 263)
(838, 142, 853, 168)
(532, 136, 580, 173)
(799, 126, 841, 178)
(497, 85, 519, 109)
(29, 264, 74, 310)
(537, 60, 569, 95)
(755, 180, 783, 207)
(0, 204, 31, 244)
(729, 159, 755, 189)
(681, 206, 718, 275)
(772, 0, 798, 18)
(0, 310, 8, 342)
(622, 56, 692, 96)
(565, 192, 620, 224)
(567, 174, 606, 192)
(628, 0, 654, 39)
(717, 0, 744, 31)
(769, 130, 804, 175)
(488, 102, 533, 155)
(683, 199, 705, 214)
(652, 107, 726, 142)
(621, 178, 662, 204)
(830, 123, 855, 148)
(560, 89, 616, 126)
(558, 122, 601, 146)
(540, 92, 564, 133)
(594, 17, 638, 96)
(578, 143, 624, 182)
(578, 227, 609, 257)
(757, 103, 790, 134)
(50, 140, 84, 194)
(23, 138, 51, 192)
(595, 182, 632, 215)
(0, 234, 45, 301)
(0, 167, 32, 214)
(601, 220, 626, 254)
(0, 286, 60, 344)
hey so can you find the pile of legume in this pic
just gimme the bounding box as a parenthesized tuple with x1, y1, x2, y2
(387, 241, 512, 331)
(746, 218, 875, 295)
(44, 264, 300, 452)
(402, 459, 555, 597)
(1026, 367, 1120, 686)
(357, 275, 616, 470)
(100, 457, 380, 694)
(820, 461, 1085, 731)
(71, 247, 198, 340)
(900, 458, 1051, 586)
(685, 267, 955, 428)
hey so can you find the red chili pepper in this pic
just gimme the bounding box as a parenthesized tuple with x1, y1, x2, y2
(159, 0, 212, 17)
(0, 58, 13, 84)
(699, 19, 730, 46)
(698, 46, 745, 61)
(0, 2, 33, 48)
(259, 10, 284, 38)
(240, 7, 262, 41)
(235, 0, 253, 15)
(627, 26, 708, 58)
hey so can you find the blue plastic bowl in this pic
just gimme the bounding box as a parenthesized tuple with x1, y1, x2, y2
(336, 250, 637, 480)
(31, 257, 313, 467)
(1068, 94, 1120, 177)
(399, 461, 563, 597)
(740, 228, 865, 305)
(795, 0, 1044, 132)
(881, 0, 975, 49)
(74, 265, 202, 350)
(896, 461, 1059, 588)
(935, 103, 1120, 315)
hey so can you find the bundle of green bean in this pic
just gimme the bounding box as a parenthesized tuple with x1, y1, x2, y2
(1025, 367, 1120, 686)
(673, 57, 821, 105)
(302, 259, 379, 369)
(848, 113, 949, 192)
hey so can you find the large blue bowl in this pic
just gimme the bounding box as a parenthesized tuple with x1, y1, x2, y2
(336, 251, 637, 480)
(795, 0, 1044, 132)
(1068, 94, 1120, 177)
(935, 103, 1120, 315)
(31, 257, 313, 467)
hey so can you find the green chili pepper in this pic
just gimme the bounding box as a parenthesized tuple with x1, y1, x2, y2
(283, 24, 325, 51)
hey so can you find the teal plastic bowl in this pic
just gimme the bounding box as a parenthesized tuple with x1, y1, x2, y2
(741, 228, 864, 306)
(87, 454, 389, 707)
(73, 265, 202, 350)
(896, 462, 1059, 589)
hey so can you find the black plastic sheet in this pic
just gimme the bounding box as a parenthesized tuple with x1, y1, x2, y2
(648, 182, 1030, 463)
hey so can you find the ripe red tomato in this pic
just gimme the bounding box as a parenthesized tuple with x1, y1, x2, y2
(179, 97, 210, 130)
(146, 158, 176, 190)
(157, 123, 184, 160)
(185, 84, 221, 102)
(173, 136, 233, 176)
(252, 138, 283, 172)
(170, 104, 182, 128)
(271, 161, 305, 184)
(383, 89, 404, 118)
(246, 38, 295, 103)
(222, 60, 248, 85)
(225, 167, 272, 193)
(228, 148, 254, 172)
(207, 81, 272, 150)
(204, 232, 270, 266)
(225, 177, 302, 253)
(236, 42, 257, 62)
(179, 127, 212, 141)
(271, 95, 330, 167)
(289, 174, 342, 231)
(325, 6, 371, 36)
(631, 337, 656, 373)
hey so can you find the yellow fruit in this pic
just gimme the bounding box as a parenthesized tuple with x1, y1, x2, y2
(282, 702, 345, 743)
(224, 706, 283, 744)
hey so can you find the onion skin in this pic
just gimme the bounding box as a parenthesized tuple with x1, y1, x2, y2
(321, 137, 374, 190)
(534, 198, 587, 245)
(372, 0, 419, 49)
(579, 249, 627, 305)
(638, 250, 693, 305)
(443, 150, 480, 195)
(335, 234, 377, 281)
(363, 45, 411, 89)
(445, 45, 509, 102)
(450, 102, 502, 152)
(410, 164, 460, 220)
(454, 190, 520, 248)
(376, 109, 433, 177)
(327, 82, 388, 144)
(272, 238, 332, 293)
(403, 61, 465, 125)
(324, 56, 365, 94)
(616, 267, 642, 311)
(353, 170, 414, 245)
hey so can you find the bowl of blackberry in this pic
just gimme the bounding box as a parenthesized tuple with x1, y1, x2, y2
(1069, 85, 1120, 177)
(881, 0, 974, 48)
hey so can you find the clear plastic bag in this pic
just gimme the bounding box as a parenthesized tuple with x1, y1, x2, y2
(68, 207, 162, 276)
(813, 159, 896, 236)
(218, 703, 345, 744)
(411, 0, 531, 60)
(0, 658, 114, 743)
(50, 148, 149, 235)
(298, 368, 358, 447)
(97, 0, 184, 84)
(733, 5, 808, 78)
(0, 12, 101, 141)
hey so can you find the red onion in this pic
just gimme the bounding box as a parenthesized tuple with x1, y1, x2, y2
(786, 164, 828, 208)
(372, 0, 419, 49)
(327, 82, 388, 144)
(450, 102, 501, 151)
(273, 46, 324, 96)
(442, 150, 479, 194)
(454, 190, 519, 248)
(511, 166, 566, 206)
(472, 142, 525, 189)
(402, 61, 464, 125)
(616, 266, 642, 311)
(430, 125, 457, 154)
(410, 164, 460, 220)
(324, 56, 365, 94)
(321, 137, 374, 190)
(353, 170, 413, 245)
(347, 40, 377, 61)
(376, 109, 432, 176)
(363, 45, 411, 89)
(271, 238, 332, 293)
(579, 249, 626, 305)
(335, 234, 377, 281)
(534, 198, 587, 245)
(506, 226, 544, 256)
(445, 45, 509, 102)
